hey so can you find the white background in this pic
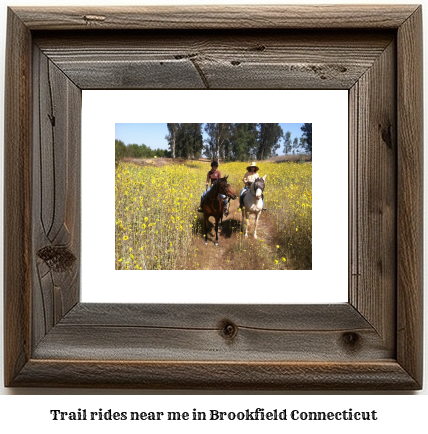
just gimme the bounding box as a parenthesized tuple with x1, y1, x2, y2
(82, 89, 348, 304)
(0, 0, 427, 431)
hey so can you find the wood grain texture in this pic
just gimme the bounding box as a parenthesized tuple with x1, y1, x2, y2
(33, 304, 391, 362)
(4, 8, 32, 388)
(349, 40, 397, 351)
(60, 303, 370, 329)
(12, 361, 419, 390)
(34, 31, 394, 90)
(32, 47, 81, 348)
(4, 5, 423, 390)
(12, 5, 419, 30)
(396, 6, 424, 387)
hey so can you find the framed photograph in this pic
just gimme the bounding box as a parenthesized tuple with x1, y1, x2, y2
(4, 5, 423, 389)
(83, 89, 348, 304)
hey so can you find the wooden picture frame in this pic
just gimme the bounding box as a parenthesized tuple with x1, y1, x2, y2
(4, 5, 423, 389)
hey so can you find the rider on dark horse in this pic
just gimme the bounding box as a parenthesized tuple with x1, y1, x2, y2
(198, 161, 229, 216)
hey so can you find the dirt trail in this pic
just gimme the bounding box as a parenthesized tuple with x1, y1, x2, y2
(189, 183, 287, 270)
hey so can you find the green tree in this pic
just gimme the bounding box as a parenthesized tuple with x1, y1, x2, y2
(154, 148, 172, 158)
(115, 139, 127, 166)
(257, 123, 283, 160)
(126, 143, 141, 158)
(300, 123, 312, 154)
(203, 139, 216, 160)
(187, 123, 204, 159)
(204, 123, 232, 161)
(293, 137, 299, 153)
(165, 123, 179, 158)
(283, 131, 292, 154)
(229, 123, 258, 161)
(175, 125, 188, 158)
(175, 123, 203, 159)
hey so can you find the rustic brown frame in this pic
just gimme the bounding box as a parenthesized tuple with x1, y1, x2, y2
(4, 5, 423, 389)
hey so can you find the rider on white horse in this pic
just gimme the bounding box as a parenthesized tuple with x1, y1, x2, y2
(239, 162, 267, 211)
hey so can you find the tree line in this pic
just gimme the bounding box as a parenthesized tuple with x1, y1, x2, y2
(115, 140, 171, 165)
(116, 123, 311, 165)
(283, 123, 312, 156)
(166, 123, 311, 161)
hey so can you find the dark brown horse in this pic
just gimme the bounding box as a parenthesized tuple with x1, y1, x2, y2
(202, 176, 237, 246)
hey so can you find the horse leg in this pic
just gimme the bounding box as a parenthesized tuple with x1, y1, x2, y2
(204, 214, 209, 245)
(254, 211, 261, 239)
(214, 217, 219, 246)
(244, 211, 250, 237)
(241, 208, 246, 235)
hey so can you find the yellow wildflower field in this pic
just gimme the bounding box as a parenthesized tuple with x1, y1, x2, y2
(115, 160, 311, 270)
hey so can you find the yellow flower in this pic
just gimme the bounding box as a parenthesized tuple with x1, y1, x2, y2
(115, 160, 311, 271)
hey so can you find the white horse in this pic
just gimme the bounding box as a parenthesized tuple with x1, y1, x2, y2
(241, 175, 266, 239)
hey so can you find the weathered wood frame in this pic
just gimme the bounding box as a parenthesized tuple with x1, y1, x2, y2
(4, 5, 423, 389)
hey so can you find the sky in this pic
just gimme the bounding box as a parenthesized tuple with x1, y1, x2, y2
(115, 123, 305, 155)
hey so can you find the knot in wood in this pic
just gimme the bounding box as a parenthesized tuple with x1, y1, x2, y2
(83, 15, 106, 23)
(341, 332, 361, 350)
(37, 245, 76, 272)
(219, 320, 238, 340)
(378, 122, 393, 149)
